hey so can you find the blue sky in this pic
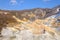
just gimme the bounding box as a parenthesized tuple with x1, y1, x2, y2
(0, 0, 60, 10)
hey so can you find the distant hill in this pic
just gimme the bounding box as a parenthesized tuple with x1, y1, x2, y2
(0, 5, 60, 20)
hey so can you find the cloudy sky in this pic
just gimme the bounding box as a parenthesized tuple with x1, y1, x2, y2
(0, 0, 60, 10)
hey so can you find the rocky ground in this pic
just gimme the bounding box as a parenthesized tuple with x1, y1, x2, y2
(0, 17, 60, 40)
(0, 5, 60, 40)
(0, 27, 60, 40)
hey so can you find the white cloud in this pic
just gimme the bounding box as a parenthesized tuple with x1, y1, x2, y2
(20, 0, 24, 4)
(10, 0, 24, 5)
(43, 0, 51, 2)
(10, 0, 17, 5)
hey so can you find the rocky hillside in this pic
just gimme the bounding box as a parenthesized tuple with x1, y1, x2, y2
(0, 5, 60, 40)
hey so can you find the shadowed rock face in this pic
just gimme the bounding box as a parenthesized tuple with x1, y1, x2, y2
(0, 13, 19, 34)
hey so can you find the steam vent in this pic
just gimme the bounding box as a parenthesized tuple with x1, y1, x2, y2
(0, 5, 60, 40)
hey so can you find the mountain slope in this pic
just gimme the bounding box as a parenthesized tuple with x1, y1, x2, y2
(0, 5, 60, 40)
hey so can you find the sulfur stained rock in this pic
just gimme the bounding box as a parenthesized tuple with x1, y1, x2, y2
(0, 13, 19, 33)
(0, 5, 60, 40)
(1, 27, 60, 40)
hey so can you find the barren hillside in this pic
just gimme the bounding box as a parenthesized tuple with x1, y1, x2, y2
(0, 5, 60, 40)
